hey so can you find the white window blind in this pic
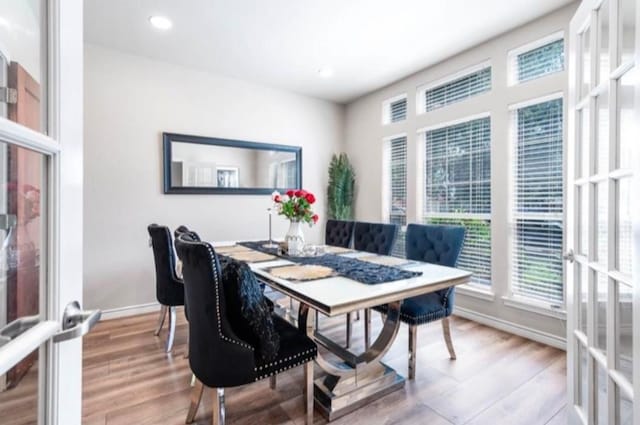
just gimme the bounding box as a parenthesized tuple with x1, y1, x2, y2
(390, 98, 407, 122)
(423, 117, 491, 285)
(385, 135, 407, 257)
(383, 95, 407, 124)
(424, 67, 491, 112)
(511, 97, 564, 303)
(513, 38, 564, 84)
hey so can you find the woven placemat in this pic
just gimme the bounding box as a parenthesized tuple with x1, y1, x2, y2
(268, 264, 336, 282)
(215, 245, 253, 254)
(224, 250, 277, 263)
(358, 255, 412, 267)
(324, 246, 354, 255)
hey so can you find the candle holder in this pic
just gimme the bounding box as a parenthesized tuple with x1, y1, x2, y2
(262, 207, 279, 249)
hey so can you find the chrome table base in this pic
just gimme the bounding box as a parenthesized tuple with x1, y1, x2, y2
(298, 301, 405, 421)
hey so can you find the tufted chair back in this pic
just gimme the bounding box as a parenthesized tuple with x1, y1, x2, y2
(353, 222, 399, 255)
(325, 220, 355, 248)
(175, 233, 257, 388)
(405, 223, 465, 267)
(174, 225, 201, 241)
(148, 224, 185, 307)
(405, 223, 465, 311)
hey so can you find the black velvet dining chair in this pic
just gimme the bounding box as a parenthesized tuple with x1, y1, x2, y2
(325, 219, 355, 248)
(174, 233, 317, 425)
(344, 221, 399, 347)
(371, 223, 465, 380)
(147, 224, 185, 353)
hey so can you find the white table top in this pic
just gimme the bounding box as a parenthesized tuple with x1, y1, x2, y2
(213, 242, 472, 317)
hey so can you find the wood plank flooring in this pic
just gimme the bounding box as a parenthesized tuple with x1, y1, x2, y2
(80, 308, 567, 425)
(0, 307, 567, 424)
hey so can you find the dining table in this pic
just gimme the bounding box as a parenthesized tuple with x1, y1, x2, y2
(210, 240, 472, 421)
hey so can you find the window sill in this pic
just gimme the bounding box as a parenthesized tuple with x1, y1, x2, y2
(502, 296, 566, 320)
(456, 284, 495, 302)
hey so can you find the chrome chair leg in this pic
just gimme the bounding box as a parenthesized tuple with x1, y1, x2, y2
(185, 379, 204, 424)
(269, 375, 276, 390)
(442, 317, 457, 360)
(166, 306, 176, 353)
(408, 324, 417, 380)
(304, 362, 314, 425)
(315, 310, 319, 330)
(345, 313, 352, 348)
(190, 373, 196, 387)
(213, 388, 225, 425)
(184, 334, 189, 359)
(154, 305, 168, 336)
(364, 308, 371, 350)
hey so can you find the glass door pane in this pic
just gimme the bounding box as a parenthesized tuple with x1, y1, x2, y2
(598, 0, 610, 83)
(0, 141, 47, 425)
(0, 0, 47, 134)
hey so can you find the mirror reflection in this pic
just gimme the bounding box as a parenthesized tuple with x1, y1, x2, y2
(163, 134, 301, 194)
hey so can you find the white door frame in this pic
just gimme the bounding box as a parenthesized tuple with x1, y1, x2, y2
(568, 0, 640, 424)
(0, 1, 84, 424)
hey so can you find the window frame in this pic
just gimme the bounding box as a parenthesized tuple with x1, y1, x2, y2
(417, 112, 493, 287)
(507, 92, 566, 309)
(416, 60, 492, 115)
(507, 31, 565, 86)
(381, 93, 408, 125)
(382, 133, 408, 257)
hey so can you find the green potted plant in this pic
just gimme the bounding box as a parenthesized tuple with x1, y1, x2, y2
(327, 153, 355, 220)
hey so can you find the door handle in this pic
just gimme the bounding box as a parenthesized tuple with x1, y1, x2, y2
(53, 301, 101, 343)
(0, 315, 41, 347)
(563, 249, 575, 263)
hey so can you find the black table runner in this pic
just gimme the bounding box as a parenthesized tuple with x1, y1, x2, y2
(234, 240, 422, 285)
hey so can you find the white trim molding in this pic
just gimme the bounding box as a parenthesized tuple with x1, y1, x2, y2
(502, 295, 567, 320)
(456, 284, 496, 301)
(100, 302, 161, 321)
(454, 305, 566, 350)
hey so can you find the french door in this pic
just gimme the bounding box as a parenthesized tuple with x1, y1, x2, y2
(0, 1, 91, 425)
(567, 0, 640, 424)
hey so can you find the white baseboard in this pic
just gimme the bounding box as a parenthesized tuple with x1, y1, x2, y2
(100, 302, 161, 321)
(454, 306, 566, 350)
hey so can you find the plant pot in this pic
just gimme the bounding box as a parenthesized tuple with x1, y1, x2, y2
(285, 220, 305, 256)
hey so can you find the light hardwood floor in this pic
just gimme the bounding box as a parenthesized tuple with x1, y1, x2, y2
(76, 308, 567, 425)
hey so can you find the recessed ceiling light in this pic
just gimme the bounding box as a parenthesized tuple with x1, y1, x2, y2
(149, 16, 172, 30)
(317, 67, 334, 78)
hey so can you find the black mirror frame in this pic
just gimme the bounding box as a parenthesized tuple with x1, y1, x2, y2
(162, 132, 302, 195)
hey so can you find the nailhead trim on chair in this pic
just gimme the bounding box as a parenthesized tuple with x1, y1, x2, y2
(254, 348, 316, 372)
(205, 244, 254, 351)
(254, 356, 315, 381)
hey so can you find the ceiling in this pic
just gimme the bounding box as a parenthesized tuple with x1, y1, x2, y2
(84, 0, 574, 103)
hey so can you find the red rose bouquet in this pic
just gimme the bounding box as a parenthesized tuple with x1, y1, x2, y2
(272, 189, 319, 225)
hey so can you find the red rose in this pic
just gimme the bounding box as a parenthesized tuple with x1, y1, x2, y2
(286, 190, 295, 197)
(274, 195, 281, 203)
(294, 190, 303, 197)
(305, 193, 316, 204)
(312, 214, 319, 224)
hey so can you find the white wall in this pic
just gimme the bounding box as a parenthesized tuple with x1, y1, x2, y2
(344, 3, 579, 342)
(83, 44, 343, 311)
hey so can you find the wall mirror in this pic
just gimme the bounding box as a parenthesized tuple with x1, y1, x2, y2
(163, 133, 302, 194)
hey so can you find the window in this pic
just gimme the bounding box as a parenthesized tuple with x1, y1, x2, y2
(421, 116, 491, 285)
(382, 94, 407, 124)
(419, 64, 492, 113)
(384, 135, 407, 256)
(509, 34, 565, 85)
(511, 97, 564, 303)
